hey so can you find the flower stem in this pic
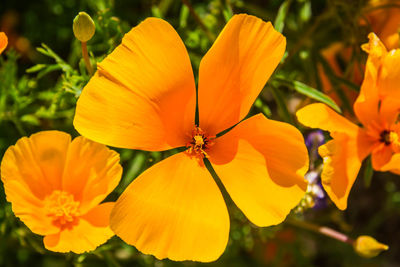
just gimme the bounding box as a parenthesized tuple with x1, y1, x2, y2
(286, 218, 354, 245)
(81, 41, 93, 75)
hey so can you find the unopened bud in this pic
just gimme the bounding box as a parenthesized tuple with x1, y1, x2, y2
(73, 12, 95, 42)
(353, 235, 388, 258)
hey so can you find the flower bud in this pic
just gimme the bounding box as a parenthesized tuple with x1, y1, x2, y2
(353, 235, 388, 258)
(73, 12, 95, 42)
(0, 32, 8, 54)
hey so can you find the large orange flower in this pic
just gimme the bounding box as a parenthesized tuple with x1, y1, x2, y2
(74, 14, 308, 262)
(0, 131, 122, 253)
(0, 32, 7, 54)
(297, 33, 400, 210)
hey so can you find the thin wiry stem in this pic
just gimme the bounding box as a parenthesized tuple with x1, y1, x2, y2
(81, 41, 93, 75)
(286, 218, 354, 245)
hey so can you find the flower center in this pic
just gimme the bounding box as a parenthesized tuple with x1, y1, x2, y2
(380, 130, 400, 153)
(186, 127, 214, 159)
(45, 190, 80, 228)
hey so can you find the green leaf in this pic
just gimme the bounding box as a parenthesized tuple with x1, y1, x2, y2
(274, 76, 342, 113)
(151, 5, 163, 18)
(179, 5, 189, 28)
(26, 64, 47, 73)
(254, 98, 272, 118)
(274, 0, 292, 33)
(299, 1, 312, 22)
(20, 114, 40, 126)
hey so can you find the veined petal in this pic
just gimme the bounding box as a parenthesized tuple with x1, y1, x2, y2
(1, 131, 70, 197)
(380, 97, 400, 125)
(318, 131, 372, 210)
(62, 136, 122, 213)
(44, 202, 115, 253)
(74, 18, 196, 151)
(209, 114, 308, 227)
(378, 49, 400, 99)
(0, 131, 71, 235)
(355, 33, 386, 126)
(296, 103, 359, 136)
(110, 152, 229, 262)
(198, 14, 285, 136)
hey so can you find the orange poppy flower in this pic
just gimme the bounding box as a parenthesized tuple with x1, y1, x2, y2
(0, 32, 7, 54)
(318, 0, 400, 108)
(366, 0, 400, 50)
(0, 131, 122, 253)
(297, 33, 400, 210)
(74, 14, 309, 262)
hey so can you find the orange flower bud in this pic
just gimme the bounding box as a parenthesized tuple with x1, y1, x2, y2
(353, 235, 389, 258)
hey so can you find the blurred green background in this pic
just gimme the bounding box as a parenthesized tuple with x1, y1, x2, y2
(1, 0, 400, 266)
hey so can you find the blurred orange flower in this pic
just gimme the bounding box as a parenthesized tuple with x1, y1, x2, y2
(0, 131, 122, 253)
(0, 32, 7, 54)
(319, 0, 400, 107)
(366, 0, 400, 50)
(74, 14, 309, 262)
(297, 33, 400, 210)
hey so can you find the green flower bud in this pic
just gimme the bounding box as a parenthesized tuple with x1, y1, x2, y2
(73, 12, 95, 42)
(353, 235, 388, 258)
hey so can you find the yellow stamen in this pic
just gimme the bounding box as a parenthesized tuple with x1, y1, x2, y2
(186, 127, 214, 159)
(390, 131, 400, 153)
(45, 190, 80, 227)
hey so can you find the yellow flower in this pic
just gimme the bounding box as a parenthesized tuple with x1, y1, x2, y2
(74, 14, 309, 262)
(0, 131, 122, 253)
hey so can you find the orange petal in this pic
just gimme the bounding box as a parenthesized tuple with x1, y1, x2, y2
(371, 145, 393, 170)
(0, 131, 71, 235)
(198, 14, 285, 136)
(74, 18, 196, 151)
(209, 114, 308, 227)
(0, 32, 7, 54)
(380, 153, 400, 173)
(318, 131, 372, 210)
(44, 202, 115, 253)
(379, 97, 400, 126)
(378, 49, 400, 99)
(62, 136, 122, 213)
(296, 103, 358, 136)
(355, 33, 386, 126)
(110, 152, 229, 262)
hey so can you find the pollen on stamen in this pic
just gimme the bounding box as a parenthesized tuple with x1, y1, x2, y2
(45, 190, 80, 229)
(186, 126, 215, 159)
(380, 130, 400, 153)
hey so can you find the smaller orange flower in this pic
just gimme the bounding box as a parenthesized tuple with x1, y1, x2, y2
(0, 32, 7, 54)
(366, 0, 400, 50)
(0, 131, 122, 253)
(318, 0, 400, 108)
(297, 33, 400, 210)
